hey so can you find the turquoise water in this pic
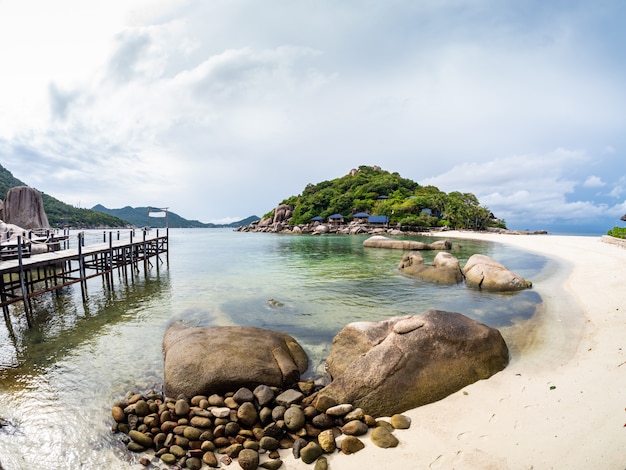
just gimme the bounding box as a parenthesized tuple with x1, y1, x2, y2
(0, 228, 546, 469)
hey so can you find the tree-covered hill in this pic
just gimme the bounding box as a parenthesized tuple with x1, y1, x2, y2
(0, 164, 130, 228)
(275, 165, 504, 230)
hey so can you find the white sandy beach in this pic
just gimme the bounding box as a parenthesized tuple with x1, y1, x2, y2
(284, 232, 626, 469)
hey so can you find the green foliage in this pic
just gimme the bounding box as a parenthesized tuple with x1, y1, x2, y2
(607, 226, 626, 239)
(278, 165, 498, 229)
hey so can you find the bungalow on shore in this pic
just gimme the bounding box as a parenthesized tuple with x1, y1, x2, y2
(368, 215, 389, 227)
(353, 212, 370, 223)
(327, 214, 344, 224)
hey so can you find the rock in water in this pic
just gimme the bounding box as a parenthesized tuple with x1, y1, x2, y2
(163, 325, 308, 398)
(463, 254, 532, 291)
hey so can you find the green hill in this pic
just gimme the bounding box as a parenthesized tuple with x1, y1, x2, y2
(275, 165, 503, 230)
(0, 164, 129, 228)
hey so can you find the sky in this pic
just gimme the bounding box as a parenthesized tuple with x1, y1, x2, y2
(1, 0, 625, 234)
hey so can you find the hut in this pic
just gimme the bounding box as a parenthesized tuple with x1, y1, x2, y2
(353, 212, 370, 223)
(327, 214, 345, 224)
(368, 215, 389, 227)
(310, 216, 324, 223)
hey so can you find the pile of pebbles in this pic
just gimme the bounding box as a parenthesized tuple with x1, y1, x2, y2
(111, 380, 411, 469)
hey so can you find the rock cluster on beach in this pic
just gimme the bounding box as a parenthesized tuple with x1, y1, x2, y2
(112, 382, 411, 469)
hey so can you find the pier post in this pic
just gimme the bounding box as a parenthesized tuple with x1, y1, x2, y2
(17, 236, 33, 327)
(78, 232, 87, 302)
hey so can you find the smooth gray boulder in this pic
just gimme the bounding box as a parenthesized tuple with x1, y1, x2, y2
(398, 251, 463, 284)
(463, 254, 532, 291)
(163, 325, 308, 398)
(316, 310, 509, 417)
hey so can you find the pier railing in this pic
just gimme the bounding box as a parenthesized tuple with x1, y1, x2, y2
(0, 228, 168, 329)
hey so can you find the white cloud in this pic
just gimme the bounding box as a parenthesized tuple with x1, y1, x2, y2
(582, 176, 605, 188)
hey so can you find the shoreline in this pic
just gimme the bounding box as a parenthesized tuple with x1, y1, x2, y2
(284, 231, 626, 469)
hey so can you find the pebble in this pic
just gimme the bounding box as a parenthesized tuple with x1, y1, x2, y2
(300, 441, 324, 464)
(254, 384, 275, 406)
(275, 389, 304, 406)
(341, 435, 365, 454)
(326, 403, 353, 416)
(175, 399, 190, 417)
(211, 407, 231, 418)
(370, 426, 399, 448)
(341, 420, 369, 436)
(237, 449, 260, 470)
(317, 429, 336, 453)
(260, 460, 283, 470)
(390, 414, 411, 429)
(237, 401, 258, 427)
(233, 387, 255, 404)
(314, 456, 328, 470)
(284, 406, 306, 431)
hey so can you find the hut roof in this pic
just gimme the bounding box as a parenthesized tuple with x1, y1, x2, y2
(353, 212, 370, 218)
(310, 216, 324, 221)
(368, 215, 389, 224)
(328, 214, 344, 219)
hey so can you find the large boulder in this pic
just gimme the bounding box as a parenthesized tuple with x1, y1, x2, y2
(272, 204, 293, 225)
(398, 251, 463, 284)
(316, 310, 509, 417)
(3, 186, 50, 229)
(163, 325, 308, 398)
(463, 254, 532, 291)
(363, 235, 452, 250)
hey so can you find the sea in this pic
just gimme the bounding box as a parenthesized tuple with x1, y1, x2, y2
(0, 228, 547, 469)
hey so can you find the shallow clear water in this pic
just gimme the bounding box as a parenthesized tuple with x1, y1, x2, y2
(0, 228, 546, 469)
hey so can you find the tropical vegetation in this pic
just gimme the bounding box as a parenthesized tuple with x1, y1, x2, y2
(607, 226, 626, 239)
(272, 165, 505, 230)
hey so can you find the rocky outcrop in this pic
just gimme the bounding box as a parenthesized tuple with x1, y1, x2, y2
(2, 186, 50, 229)
(316, 310, 509, 417)
(163, 325, 309, 398)
(463, 254, 532, 291)
(363, 235, 452, 250)
(398, 251, 463, 284)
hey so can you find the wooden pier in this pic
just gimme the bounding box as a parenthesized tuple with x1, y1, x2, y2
(0, 228, 168, 329)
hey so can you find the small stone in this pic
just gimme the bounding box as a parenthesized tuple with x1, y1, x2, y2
(390, 414, 411, 429)
(259, 436, 280, 451)
(170, 444, 186, 458)
(233, 387, 255, 404)
(111, 406, 126, 423)
(375, 420, 394, 432)
(237, 402, 259, 427)
(292, 437, 307, 459)
(238, 448, 260, 470)
(175, 399, 190, 417)
(184, 426, 203, 441)
(161, 453, 176, 465)
(139, 457, 151, 466)
(311, 413, 335, 429)
(201, 440, 216, 452)
(300, 441, 324, 464)
(271, 405, 286, 421)
(127, 442, 145, 453)
(314, 456, 328, 470)
(186, 457, 202, 470)
(225, 397, 239, 409)
(191, 395, 207, 406)
(317, 429, 336, 453)
(260, 460, 283, 469)
(297, 380, 315, 395)
(190, 416, 212, 428)
(128, 430, 153, 448)
(134, 400, 149, 417)
(341, 436, 365, 454)
(364, 415, 377, 427)
(254, 384, 275, 406)
(220, 455, 233, 466)
(284, 406, 306, 431)
(211, 407, 231, 419)
(209, 394, 225, 407)
(370, 426, 399, 448)
(275, 389, 304, 406)
(203, 451, 218, 467)
(259, 406, 273, 424)
(223, 443, 243, 458)
(314, 396, 337, 413)
(344, 407, 365, 422)
(263, 422, 283, 439)
(341, 420, 369, 436)
(326, 404, 353, 417)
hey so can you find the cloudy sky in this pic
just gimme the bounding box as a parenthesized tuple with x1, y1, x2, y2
(1, 0, 625, 233)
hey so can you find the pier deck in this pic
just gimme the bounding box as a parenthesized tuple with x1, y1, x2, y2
(0, 229, 168, 328)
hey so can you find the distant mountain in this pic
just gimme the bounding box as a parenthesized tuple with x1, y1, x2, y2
(92, 205, 259, 229)
(0, 164, 129, 228)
